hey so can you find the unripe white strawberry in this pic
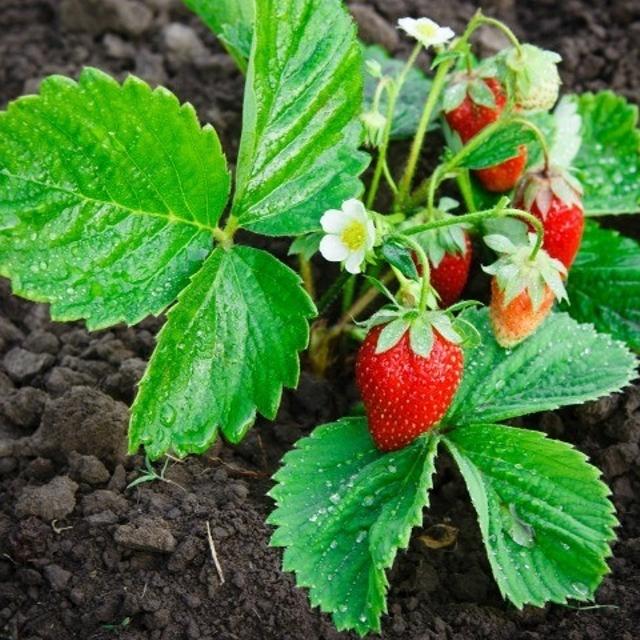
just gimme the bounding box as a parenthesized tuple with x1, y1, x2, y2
(503, 45, 562, 112)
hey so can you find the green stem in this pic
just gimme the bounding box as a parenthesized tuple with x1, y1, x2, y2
(341, 275, 356, 313)
(317, 271, 351, 315)
(329, 271, 395, 336)
(403, 206, 544, 260)
(512, 117, 551, 166)
(299, 256, 315, 300)
(475, 15, 523, 55)
(396, 59, 453, 208)
(367, 44, 422, 209)
(400, 236, 431, 313)
(456, 169, 477, 212)
(216, 214, 239, 248)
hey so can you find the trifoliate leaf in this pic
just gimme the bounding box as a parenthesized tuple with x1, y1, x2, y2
(364, 45, 433, 140)
(461, 121, 535, 169)
(268, 418, 439, 636)
(446, 308, 637, 424)
(129, 246, 315, 458)
(445, 423, 616, 607)
(232, 0, 369, 236)
(183, 0, 254, 71)
(572, 91, 640, 215)
(0, 69, 229, 330)
(563, 222, 640, 351)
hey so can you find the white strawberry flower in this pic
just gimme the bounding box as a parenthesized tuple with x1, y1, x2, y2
(319, 199, 376, 274)
(397, 17, 455, 49)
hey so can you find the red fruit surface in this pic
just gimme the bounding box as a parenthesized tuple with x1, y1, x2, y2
(520, 196, 585, 269)
(445, 78, 506, 143)
(430, 235, 473, 307)
(356, 325, 464, 451)
(474, 146, 528, 192)
(489, 279, 555, 348)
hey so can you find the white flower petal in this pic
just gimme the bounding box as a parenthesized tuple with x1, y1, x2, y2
(399, 17, 454, 48)
(398, 17, 419, 39)
(321, 209, 347, 234)
(433, 26, 455, 44)
(345, 249, 365, 274)
(341, 198, 367, 222)
(365, 220, 376, 250)
(319, 235, 349, 262)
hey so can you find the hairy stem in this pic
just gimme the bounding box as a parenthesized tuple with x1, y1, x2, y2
(299, 256, 315, 299)
(367, 44, 422, 208)
(403, 206, 544, 259)
(396, 59, 453, 207)
(330, 271, 395, 336)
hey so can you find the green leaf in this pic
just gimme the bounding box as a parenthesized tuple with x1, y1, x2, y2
(563, 222, 640, 351)
(129, 245, 315, 458)
(268, 418, 439, 636)
(288, 232, 323, 261)
(525, 111, 555, 168)
(445, 423, 616, 607)
(183, 0, 254, 71)
(573, 91, 640, 215)
(231, 0, 369, 236)
(363, 45, 433, 140)
(380, 238, 419, 280)
(0, 68, 230, 330)
(447, 308, 637, 424)
(461, 121, 535, 170)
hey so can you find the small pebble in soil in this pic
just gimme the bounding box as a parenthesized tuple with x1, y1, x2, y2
(15, 475, 78, 521)
(68, 451, 110, 485)
(114, 517, 177, 553)
(3, 346, 55, 383)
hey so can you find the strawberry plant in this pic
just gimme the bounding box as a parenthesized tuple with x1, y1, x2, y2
(1, 0, 639, 635)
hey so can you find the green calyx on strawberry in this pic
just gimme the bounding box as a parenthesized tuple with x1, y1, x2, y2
(356, 302, 465, 452)
(443, 65, 503, 142)
(483, 232, 567, 347)
(499, 44, 562, 112)
(515, 165, 585, 269)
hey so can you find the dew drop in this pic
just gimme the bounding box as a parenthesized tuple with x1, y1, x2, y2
(160, 404, 176, 427)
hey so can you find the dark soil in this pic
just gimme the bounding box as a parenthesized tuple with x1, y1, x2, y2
(1, 1, 639, 639)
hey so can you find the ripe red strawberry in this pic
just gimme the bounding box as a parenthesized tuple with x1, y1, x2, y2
(430, 235, 473, 307)
(412, 213, 472, 308)
(415, 234, 472, 307)
(483, 233, 567, 347)
(515, 167, 585, 269)
(444, 75, 526, 192)
(475, 147, 528, 192)
(489, 278, 555, 348)
(356, 324, 463, 451)
(445, 77, 505, 143)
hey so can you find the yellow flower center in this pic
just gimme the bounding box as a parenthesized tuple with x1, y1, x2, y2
(341, 221, 366, 251)
(417, 22, 438, 39)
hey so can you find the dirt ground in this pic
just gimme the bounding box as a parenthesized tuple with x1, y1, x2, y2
(0, 1, 639, 639)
